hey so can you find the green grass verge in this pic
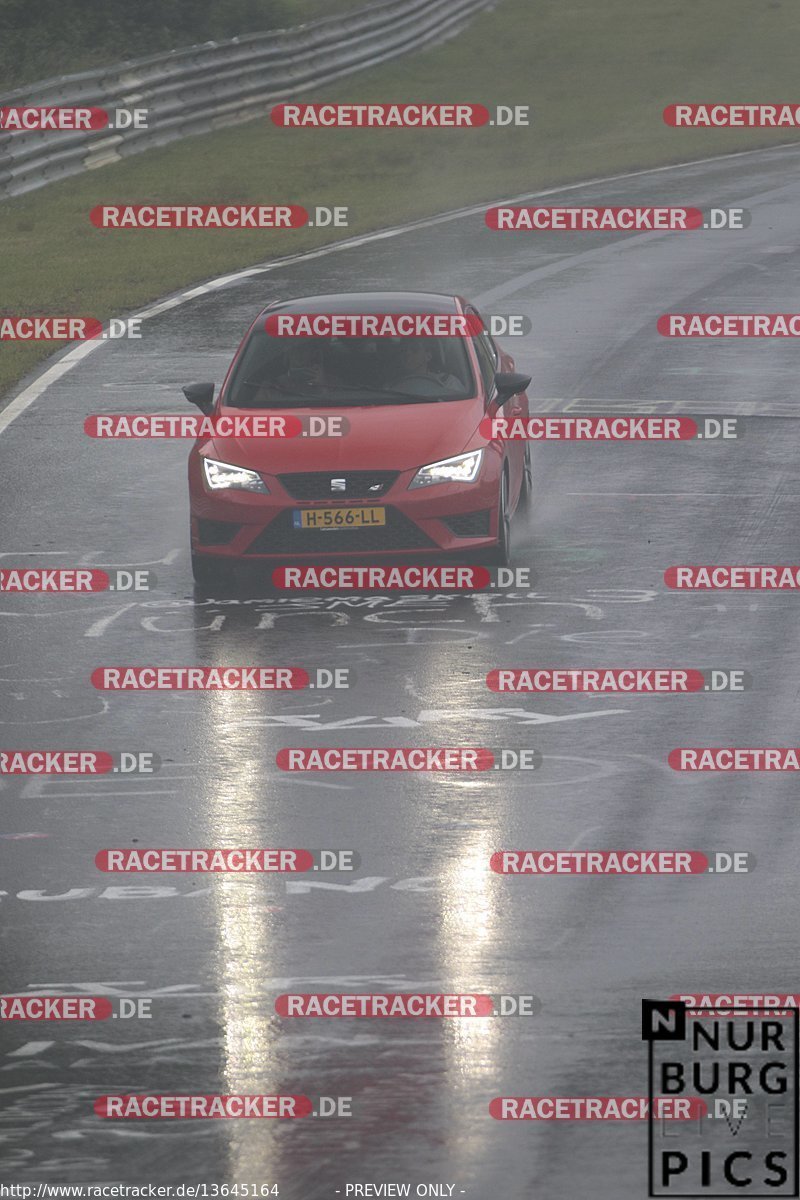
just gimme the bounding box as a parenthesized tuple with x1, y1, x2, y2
(2, 0, 800, 399)
(0, 0, 367, 91)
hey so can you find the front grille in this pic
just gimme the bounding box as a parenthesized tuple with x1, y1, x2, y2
(444, 510, 491, 537)
(197, 519, 240, 546)
(245, 507, 436, 554)
(278, 471, 399, 501)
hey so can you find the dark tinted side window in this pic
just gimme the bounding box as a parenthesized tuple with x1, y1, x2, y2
(473, 333, 497, 395)
(466, 306, 498, 395)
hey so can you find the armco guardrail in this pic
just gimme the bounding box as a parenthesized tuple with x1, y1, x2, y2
(0, 0, 494, 199)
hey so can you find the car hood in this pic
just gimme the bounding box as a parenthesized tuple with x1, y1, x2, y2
(205, 398, 484, 473)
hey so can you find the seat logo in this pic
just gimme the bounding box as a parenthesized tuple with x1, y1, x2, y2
(331, 478, 346, 493)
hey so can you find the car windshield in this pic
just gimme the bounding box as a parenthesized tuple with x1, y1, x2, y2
(225, 327, 476, 407)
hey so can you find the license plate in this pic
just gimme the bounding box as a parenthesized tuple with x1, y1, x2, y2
(293, 506, 386, 530)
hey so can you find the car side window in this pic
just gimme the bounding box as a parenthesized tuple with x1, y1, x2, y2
(466, 306, 498, 396)
(470, 308, 499, 363)
(473, 332, 497, 396)
(482, 329, 500, 367)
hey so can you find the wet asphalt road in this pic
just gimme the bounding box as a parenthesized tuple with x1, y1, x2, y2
(2, 144, 800, 1195)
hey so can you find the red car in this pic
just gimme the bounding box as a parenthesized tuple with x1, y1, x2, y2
(186, 291, 531, 586)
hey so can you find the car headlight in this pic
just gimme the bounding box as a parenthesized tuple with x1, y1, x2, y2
(203, 457, 269, 493)
(408, 449, 483, 489)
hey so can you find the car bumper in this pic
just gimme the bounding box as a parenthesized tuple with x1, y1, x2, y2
(189, 456, 502, 559)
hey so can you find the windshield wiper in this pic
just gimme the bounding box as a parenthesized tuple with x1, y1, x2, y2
(231, 379, 326, 407)
(233, 381, 451, 406)
(327, 384, 456, 403)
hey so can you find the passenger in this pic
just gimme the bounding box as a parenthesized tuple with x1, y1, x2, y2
(387, 338, 463, 395)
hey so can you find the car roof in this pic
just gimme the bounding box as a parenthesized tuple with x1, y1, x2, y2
(261, 291, 463, 316)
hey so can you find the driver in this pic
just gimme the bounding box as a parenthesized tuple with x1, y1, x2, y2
(277, 340, 327, 391)
(249, 339, 330, 405)
(389, 338, 463, 394)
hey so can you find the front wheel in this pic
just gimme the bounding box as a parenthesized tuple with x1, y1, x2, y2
(485, 469, 512, 567)
(521, 443, 533, 505)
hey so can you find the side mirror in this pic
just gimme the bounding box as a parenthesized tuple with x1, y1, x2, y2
(494, 372, 531, 405)
(182, 382, 215, 415)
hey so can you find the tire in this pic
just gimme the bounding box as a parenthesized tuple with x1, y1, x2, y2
(485, 468, 512, 567)
(191, 552, 234, 590)
(521, 443, 533, 505)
